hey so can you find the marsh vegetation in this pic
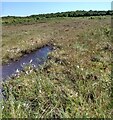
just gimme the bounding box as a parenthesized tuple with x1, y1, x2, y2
(1, 12, 112, 118)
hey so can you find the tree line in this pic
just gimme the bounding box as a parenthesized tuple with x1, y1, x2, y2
(30, 10, 113, 18)
(2, 10, 113, 25)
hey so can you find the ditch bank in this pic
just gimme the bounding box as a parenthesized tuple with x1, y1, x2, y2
(1, 44, 55, 81)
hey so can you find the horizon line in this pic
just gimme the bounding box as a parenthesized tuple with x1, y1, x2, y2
(1, 9, 112, 17)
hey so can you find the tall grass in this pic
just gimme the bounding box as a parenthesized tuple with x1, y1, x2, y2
(1, 16, 112, 118)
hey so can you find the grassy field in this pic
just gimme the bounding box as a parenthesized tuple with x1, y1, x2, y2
(1, 16, 112, 118)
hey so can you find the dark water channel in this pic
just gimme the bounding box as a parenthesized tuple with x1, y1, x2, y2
(1, 46, 53, 81)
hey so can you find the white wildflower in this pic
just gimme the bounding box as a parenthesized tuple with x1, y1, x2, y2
(77, 65, 80, 68)
(29, 69, 32, 73)
(75, 92, 78, 97)
(2, 105, 4, 110)
(39, 90, 41, 93)
(81, 68, 83, 71)
(25, 71, 29, 75)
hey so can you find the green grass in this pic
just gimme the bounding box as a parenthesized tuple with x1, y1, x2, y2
(1, 16, 112, 118)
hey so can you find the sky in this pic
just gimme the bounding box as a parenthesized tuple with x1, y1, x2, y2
(1, 2, 112, 17)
